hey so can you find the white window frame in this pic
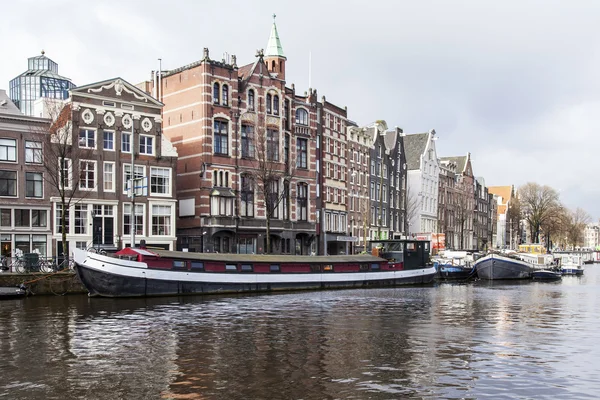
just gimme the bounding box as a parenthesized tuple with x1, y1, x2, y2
(25, 141, 42, 163)
(123, 202, 145, 237)
(79, 128, 97, 149)
(123, 164, 145, 195)
(139, 134, 154, 155)
(150, 203, 174, 237)
(79, 160, 97, 191)
(103, 161, 115, 192)
(121, 132, 132, 153)
(149, 167, 172, 197)
(59, 158, 72, 190)
(0, 138, 17, 162)
(103, 130, 115, 151)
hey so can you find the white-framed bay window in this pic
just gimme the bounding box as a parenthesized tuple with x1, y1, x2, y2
(151, 204, 173, 236)
(150, 167, 171, 196)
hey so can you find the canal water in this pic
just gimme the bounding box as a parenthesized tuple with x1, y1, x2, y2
(1, 268, 599, 400)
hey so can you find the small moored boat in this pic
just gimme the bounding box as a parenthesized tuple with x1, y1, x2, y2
(73, 239, 437, 298)
(474, 253, 532, 280)
(559, 255, 584, 276)
(434, 251, 476, 280)
(531, 270, 562, 281)
(0, 285, 27, 300)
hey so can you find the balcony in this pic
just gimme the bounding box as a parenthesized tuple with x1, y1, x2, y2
(294, 125, 310, 137)
(206, 216, 236, 228)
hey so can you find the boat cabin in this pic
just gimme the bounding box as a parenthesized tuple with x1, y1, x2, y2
(114, 248, 402, 274)
(369, 239, 432, 270)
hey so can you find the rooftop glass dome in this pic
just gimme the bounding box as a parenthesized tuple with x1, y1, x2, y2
(9, 51, 75, 116)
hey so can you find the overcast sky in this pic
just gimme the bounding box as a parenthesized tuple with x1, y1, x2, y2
(2, 0, 599, 220)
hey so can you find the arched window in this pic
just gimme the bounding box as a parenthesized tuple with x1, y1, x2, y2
(273, 95, 279, 116)
(248, 89, 255, 111)
(266, 93, 272, 114)
(213, 82, 220, 104)
(213, 171, 218, 187)
(271, 60, 276, 71)
(295, 108, 308, 125)
(222, 84, 228, 106)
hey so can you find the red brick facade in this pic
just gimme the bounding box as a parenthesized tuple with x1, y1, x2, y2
(155, 47, 318, 254)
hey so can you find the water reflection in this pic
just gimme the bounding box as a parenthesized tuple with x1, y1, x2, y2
(1, 268, 600, 399)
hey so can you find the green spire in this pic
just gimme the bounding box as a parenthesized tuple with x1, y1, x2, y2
(265, 14, 286, 58)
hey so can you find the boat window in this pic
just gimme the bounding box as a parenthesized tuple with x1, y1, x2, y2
(406, 243, 416, 251)
(191, 262, 204, 271)
(310, 264, 320, 273)
(371, 263, 380, 271)
(270, 264, 280, 272)
(173, 260, 187, 269)
(359, 264, 369, 272)
(323, 264, 333, 271)
(225, 264, 237, 271)
(241, 264, 253, 272)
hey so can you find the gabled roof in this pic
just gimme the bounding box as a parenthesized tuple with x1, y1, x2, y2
(383, 129, 398, 152)
(403, 132, 429, 170)
(265, 18, 286, 58)
(0, 90, 22, 115)
(71, 77, 163, 108)
(238, 55, 272, 85)
(440, 156, 468, 175)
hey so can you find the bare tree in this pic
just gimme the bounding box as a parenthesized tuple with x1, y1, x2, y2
(405, 184, 420, 236)
(244, 124, 294, 254)
(518, 182, 560, 243)
(506, 187, 522, 247)
(36, 102, 97, 258)
(565, 207, 591, 248)
(358, 192, 371, 252)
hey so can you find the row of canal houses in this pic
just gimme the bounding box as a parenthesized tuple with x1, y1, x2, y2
(0, 19, 499, 259)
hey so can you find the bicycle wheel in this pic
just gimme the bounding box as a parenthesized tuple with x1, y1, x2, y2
(40, 260, 54, 273)
(14, 262, 25, 274)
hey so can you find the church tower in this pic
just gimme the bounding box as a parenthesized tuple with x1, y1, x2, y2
(264, 14, 286, 81)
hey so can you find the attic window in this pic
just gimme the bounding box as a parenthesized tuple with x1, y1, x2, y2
(103, 101, 116, 107)
(121, 104, 134, 110)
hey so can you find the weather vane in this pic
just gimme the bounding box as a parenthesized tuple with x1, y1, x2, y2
(273, 13, 276, 21)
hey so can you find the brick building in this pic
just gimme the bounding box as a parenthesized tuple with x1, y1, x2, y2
(49, 78, 178, 255)
(318, 98, 350, 255)
(0, 90, 52, 260)
(154, 19, 319, 254)
(347, 123, 372, 253)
